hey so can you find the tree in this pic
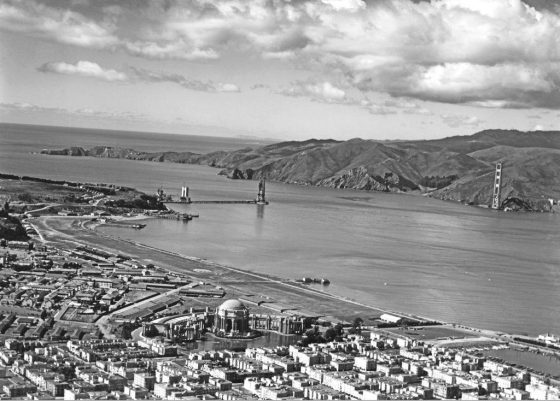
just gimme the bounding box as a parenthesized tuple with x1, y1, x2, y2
(324, 328, 336, 342)
(17, 193, 33, 203)
(352, 317, 363, 333)
(117, 322, 139, 339)
(143, 324, 159, 338)
(302, 325, 326, 346)
(334, 323, 344, 337)
(302, 317, 315, 329)
(306, 325, 319, 337)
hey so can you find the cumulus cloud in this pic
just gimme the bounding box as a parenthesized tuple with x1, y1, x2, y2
(38, 61, 128, 81)
(353, 62, 560, 109)
(278, 81, 347, 103)
(441, 114, 484, 128)
(0, 0, 216, 60)
(37, 61, 240, 93)
(0, 0, 118, 48)
(7, 0, 560, 107)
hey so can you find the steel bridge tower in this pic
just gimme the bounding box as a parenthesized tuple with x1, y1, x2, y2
(256, 178, 266, 204)
(491, 161, 503, 209)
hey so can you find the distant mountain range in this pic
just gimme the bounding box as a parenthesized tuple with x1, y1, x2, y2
(41, 129, 560, 210)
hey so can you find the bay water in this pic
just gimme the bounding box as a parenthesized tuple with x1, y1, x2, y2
(1, 123, 559, 336)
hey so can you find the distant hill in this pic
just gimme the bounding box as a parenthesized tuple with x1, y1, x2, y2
(41, 129, 560, 210)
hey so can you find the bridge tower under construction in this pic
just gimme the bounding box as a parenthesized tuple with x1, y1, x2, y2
(180, 185, 190, 203)
(256, 178, 266, 204)
(491, 161, 503, 209)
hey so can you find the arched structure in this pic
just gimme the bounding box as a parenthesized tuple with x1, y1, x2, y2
(214, 299, 251, 337)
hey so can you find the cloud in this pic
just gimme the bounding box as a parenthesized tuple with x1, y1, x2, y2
(38, 61, 128, 81)
(250, 83, 270, 90)
(123, 41, 219, 61)
(127, 67, 240, 93)
(0, 0, 118, 48)
(0, 0, 216, 60)
(278, 81, 347, 103)
(37, 61, 240, 93)
(353, 62, 560, 109)
(7, 0, 560, 108)
(216, 83, 241, 93)
(271, 80, 433, 115)
(441, 114, 484, 128)
(382, 99, 432, 115)
(0, 101, 146, 121)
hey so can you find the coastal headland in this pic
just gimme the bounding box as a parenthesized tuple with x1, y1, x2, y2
(39, 128, 560, 212)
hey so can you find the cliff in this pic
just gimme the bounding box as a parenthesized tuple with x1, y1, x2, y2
(41, 129, 560, 210)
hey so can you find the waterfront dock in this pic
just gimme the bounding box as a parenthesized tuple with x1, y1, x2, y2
(165, 200, 268, 205)
(155, 212, 199, 221)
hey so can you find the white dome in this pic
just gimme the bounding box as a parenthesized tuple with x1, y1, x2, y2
(218, 299, 246, 312)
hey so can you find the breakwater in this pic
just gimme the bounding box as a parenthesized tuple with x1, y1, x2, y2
(165, 200, 266, 205)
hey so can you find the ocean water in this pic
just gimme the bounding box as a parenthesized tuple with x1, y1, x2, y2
(1, 123, 559, 336)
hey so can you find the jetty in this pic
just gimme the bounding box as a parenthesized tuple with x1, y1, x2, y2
(158, 178, 269, 206)
(169, 200, 265, 205)
(172, 199, 268, 205)
(155, 213, 199, 222)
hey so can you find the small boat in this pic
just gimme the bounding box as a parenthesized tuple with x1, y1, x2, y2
(132, 223, 146, 229)
(299, 277, 330, 285)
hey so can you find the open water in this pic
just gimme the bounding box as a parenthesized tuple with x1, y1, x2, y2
(1, 123, 559, 336)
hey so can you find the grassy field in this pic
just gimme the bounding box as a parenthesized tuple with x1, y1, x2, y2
(384, 325, 480, 340)
(0, 177, 83, 204)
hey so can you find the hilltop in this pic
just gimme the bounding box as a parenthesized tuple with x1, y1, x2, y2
(41, 129, 560, 210)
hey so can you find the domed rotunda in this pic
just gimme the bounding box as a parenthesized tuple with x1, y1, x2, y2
(214, 299, 250, 337)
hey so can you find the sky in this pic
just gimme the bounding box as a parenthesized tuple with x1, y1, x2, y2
(2, 0, 560, 141)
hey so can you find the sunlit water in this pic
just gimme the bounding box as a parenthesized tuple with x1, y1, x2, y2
(2, 123, 559, 336)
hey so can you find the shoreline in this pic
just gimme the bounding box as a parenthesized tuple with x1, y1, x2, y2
(8, 169, 556, 341)
(38, 215, 440, 324)
(25, 216, 560, 378)
(38, 215, 507, 335)
(86, 219, 422, 321)
(80, 220, 560, 357)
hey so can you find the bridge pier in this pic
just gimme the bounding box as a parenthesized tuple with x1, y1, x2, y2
(491, 162, 503, 209)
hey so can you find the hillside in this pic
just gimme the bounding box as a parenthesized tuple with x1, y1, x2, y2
(41, 129, 560, 210)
